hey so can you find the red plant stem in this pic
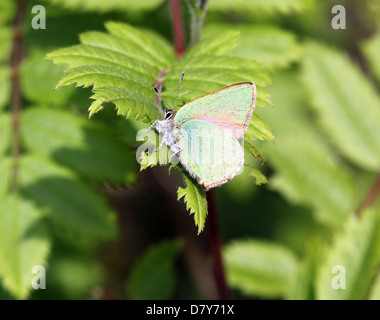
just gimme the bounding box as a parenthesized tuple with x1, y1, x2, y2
(170, 0, 185, 58)
(10, 0, 26, 193)
(206, 190, 231, 300)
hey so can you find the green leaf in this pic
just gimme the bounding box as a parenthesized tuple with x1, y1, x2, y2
(21, 50, 75, 105)
(285, 241, 322, 300)
(244, 138, 265, 162)
(249, 168, 268, 186)
(177, 173, 208, 234)
(187, 30, 240, 57)
(224, 239, 298, 298)
(208, 0, 313, 15)
(49, 22, 272, 234)
(139, 147, 171, 171)
(361, 31, 380, 83)
(49, 22, 271, 153)
(88, 99, 103, 118)
(246, 113, 275, 142)
(21, 107, 137, 184)
(0, 27, 12, 61)
(139, 151, 159, 171)
(257, 71, 358, 226)
(90, 85, 161, 122)
(104, 22, 174, 67)
(0, 195, 51, 299)
(48, 22, 174, 121)
(0, 157, 11, 197)
(369, 272, 380, 300)
(0, 0, 15, 25)
(127, 239, 184, 300)
(205, 24, 302, 68)
(165, 53, 271, 108)
(136, 123, 173, 171)
(302, 42, 380, 171)
(47, 254, 103, 300)
(42, 0, 166, 13)
(19, 155, 117, 240)
(316, 208, 380, 300)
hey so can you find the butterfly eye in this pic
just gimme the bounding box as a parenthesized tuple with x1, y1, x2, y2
(165, 109, 174, 119)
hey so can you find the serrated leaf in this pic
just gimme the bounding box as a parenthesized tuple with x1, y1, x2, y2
(0, 195, 50, 299)
(42, 0, 166, 13)
(249, 168, 268, 186)
(244, 138, 265, 162)
(246, 113, 275, 142)
(224, 239, 298, 298)
(208, 0, 313, 15)
(136, 125, 172, 170)
(21, 107, 137, 184)
(48, 43, 155, 77)
(302, 42, 380, 171)
(88, 99, 103, 118)
(165, 52, 271, 108)
(48, 22, 174, 121)
(205, 24, 302, 68)
(48, 22, 272, 234)
(20, 155, 117, 240)
(187, 30, 240, 57)
(139, 151, 159, 170)
(128, 239, 184, 300)
(177, 173, 208, 234)
(90, 85, 162, 122)
(139, 148, 171, 171)
(316, 208, 380, 300)
(104, 22, 174, 67)
(361, 31, 380, 83)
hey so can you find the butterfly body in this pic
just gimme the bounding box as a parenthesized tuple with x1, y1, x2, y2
(153, 81, 256, 190)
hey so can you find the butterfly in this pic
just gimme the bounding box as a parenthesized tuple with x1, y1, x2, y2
(148, 72, 256, 190)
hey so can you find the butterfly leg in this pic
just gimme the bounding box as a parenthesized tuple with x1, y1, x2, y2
(146, 120, 157, 133)
(169, 145, 183, 162)
(155, 132, 167, 152)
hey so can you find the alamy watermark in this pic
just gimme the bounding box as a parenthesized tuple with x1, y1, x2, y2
(331, 5, 346, 30)
(331, 265, 346, 290)
(31, 265, 46, 290)
(31, 5, 46, 30)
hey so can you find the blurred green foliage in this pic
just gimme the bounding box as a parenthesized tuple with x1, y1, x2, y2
(0, 0, 380, 300)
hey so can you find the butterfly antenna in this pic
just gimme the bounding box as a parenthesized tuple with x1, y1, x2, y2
(154, 86, 172, 110)
(173, 72, 184, 110)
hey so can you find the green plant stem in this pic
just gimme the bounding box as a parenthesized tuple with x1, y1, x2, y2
(187, 0, 209, 47)
(10, 0, 26, 193)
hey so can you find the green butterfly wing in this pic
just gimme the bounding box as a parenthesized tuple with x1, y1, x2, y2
(175, 120, 244, 190)
(174, 82, 256, 139)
